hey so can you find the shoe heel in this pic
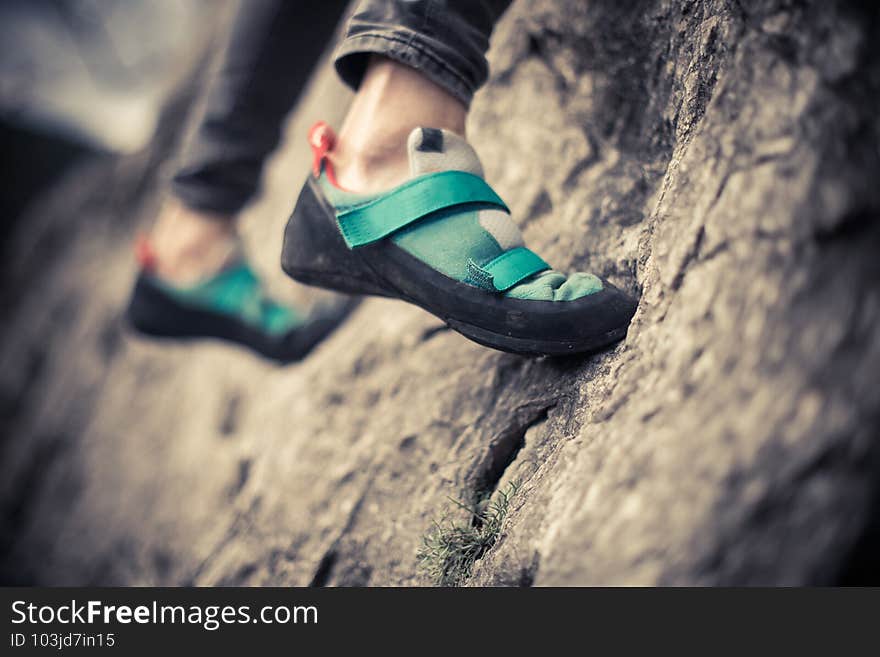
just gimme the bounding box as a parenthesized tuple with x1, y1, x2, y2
(125, 275, 178, 336)
(281, 177, 389, 297)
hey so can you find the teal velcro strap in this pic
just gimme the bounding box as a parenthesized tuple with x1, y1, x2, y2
(480, 247, 551, 292)
(336, 170, 509, 248)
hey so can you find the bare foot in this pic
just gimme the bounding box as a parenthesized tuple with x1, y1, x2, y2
(147, 200, 239, 284)
(331, 56, 468, 193)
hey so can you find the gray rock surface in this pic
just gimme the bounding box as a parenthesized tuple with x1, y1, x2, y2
(2, 0, 878, 586)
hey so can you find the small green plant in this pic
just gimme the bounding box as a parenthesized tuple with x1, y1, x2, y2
(418, 481, 519, 586)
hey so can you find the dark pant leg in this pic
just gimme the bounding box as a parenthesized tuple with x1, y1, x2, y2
(172, 0, 349, 217)
(334, 0, 513, 108)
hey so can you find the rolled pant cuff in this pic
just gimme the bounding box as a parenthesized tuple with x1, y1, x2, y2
(334, 31, 477, 108)
(171, 180, 251, 218)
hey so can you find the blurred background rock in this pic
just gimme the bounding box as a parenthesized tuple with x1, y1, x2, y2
(0, 0, 223, 235)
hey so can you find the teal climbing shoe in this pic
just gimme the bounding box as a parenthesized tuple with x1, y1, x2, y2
(281, 122, 637, 356)
(126, 241, 352, 362)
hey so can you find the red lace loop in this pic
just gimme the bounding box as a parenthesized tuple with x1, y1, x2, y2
(134, 234, 157, 271)
(308, 121, 336, 177)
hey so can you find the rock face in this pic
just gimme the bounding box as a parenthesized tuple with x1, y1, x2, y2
(1, 0, 878, 586)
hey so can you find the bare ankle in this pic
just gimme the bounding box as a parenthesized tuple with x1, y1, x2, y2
(148, 201, 238, 283)
(331, 147, 411, 193)
(331, 56, 467, 193)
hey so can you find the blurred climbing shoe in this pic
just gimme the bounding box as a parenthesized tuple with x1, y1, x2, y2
(281, 122, 637, 356)
(126, 237, 353, 362)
